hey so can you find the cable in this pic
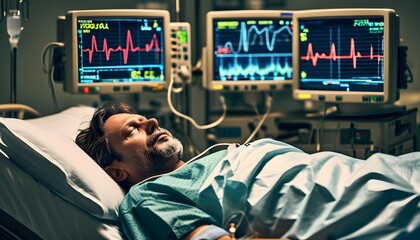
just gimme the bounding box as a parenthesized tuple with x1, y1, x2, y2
(167, 74, 227, 130)
(316, 104, 337, 152)
(243, 95, 272, 145)
(175, 0, 180, 22)
(252, 104, 261, 119)
(224, 210, 258, 238)
(187, 142, 231, 163)
(171, 83, 184, 93)
(316, 104, 327, 152)
(41, 42, 63, 73)
(41, 42, 64, 112)
(170, 68, 186, 93)
(349, 123, 356, 158)
(332, 120, 341, 151)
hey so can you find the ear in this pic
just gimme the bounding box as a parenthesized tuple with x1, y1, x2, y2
(104, 161, 128, 182)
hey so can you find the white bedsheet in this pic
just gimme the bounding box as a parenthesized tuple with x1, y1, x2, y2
(0, 151, 125, 240)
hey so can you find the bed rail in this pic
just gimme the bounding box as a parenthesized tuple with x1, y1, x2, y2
(0, 104, 41, 119)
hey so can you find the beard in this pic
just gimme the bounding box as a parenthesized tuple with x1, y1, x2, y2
(152, 137, 183, 158)
(150, 135, 183, 161)
(143, 128, 183, 174)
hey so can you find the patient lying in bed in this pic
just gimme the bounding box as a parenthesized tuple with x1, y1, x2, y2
(76, 102, 420, 240)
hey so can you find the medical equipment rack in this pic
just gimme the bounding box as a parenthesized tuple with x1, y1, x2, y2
(207, 108, 417, 159)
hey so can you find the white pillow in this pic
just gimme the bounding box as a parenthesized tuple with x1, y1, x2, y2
(0, 106, 125, 221)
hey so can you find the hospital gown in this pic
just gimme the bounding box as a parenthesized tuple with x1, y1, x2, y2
(119, 139, 420, 239)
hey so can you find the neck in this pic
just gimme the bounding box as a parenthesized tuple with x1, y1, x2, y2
(175, 160, 184, 169)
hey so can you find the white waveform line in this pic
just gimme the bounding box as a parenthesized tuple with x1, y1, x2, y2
(223, 22, 292, 54)
(218, 56, 293, 80)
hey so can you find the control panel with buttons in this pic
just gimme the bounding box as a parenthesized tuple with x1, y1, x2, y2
(169, 22, 192, 83)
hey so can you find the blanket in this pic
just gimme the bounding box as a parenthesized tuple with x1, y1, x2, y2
(120, 139, 420, 239)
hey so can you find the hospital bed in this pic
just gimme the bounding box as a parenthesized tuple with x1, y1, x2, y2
(0, 104, 126, 240)
(1, 104, 419, 239)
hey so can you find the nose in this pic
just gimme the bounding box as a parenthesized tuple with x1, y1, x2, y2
(142, 118, 159, 135)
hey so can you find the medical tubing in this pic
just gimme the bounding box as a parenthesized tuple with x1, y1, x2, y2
(167, 75, 227, 130)
(170, 83, 184, 93)
(332, 120, 341, 151)
(243, 95, 272, 145)
(175, 0, 180, 22)
(41, 42, 63, 73)
(186, 142, 232, 163)
(48, 46, 60, 111)
(224, 210, 258, 238)
(10, 47, 17, 104)
(316, 104, 327, 152)
(41, 42, 64, 111)
(21, 0, 29, 22)
(316, 104, 338, 151)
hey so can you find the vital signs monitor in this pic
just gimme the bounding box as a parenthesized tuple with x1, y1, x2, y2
(205, 10, 294, 92)
(64, 9, 171, 94)
(293, 8, 400, 105)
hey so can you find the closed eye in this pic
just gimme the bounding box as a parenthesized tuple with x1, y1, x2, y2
(127, 126, 139, 137)
(125, 116, 147, 138)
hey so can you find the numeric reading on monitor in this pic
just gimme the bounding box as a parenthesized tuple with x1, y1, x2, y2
(77, 17, 165, 85)
(298, 17, 385, 93)
(213, 18, 293, 82)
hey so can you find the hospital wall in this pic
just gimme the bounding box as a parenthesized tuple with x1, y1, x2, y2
(0, 0, 419, 149)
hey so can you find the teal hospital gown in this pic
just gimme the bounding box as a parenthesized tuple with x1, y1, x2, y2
(119, 149, 228, 239)
(120, 139, 420, 239)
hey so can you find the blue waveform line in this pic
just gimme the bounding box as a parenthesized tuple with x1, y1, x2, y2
(223, 22, 292, 53)
(218, 55, 293, 80)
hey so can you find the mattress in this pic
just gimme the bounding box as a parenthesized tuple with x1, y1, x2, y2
(0, 150, 125, 240)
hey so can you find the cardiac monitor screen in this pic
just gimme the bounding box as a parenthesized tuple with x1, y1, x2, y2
(298, 16, 385, 92)
(76, 16, 166, 86)
(212, 17, 293, 82)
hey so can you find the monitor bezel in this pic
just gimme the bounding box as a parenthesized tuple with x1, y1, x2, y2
(205, 10, 294, 92)
(292, 8, 399, 104)
(64, 9, 171, 94)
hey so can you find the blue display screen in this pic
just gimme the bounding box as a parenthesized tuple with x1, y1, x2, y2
(76, 16, 166, 84)
(212, 18, 293, 82)
(298, 16, 385, 92)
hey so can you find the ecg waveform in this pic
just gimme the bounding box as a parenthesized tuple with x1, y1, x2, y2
(217, 22, 292, 54)
(219, 56, 293, 80)
(214, 19, 293, 81)
(301, 38, 383, 69)
(83, 30, 161, 64)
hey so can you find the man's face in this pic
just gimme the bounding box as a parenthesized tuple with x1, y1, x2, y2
(103, 113, 183, 184)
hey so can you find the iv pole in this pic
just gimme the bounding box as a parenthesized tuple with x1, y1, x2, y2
(10, 35, 17, 104)
(0, 0, 4, 23)
(4, 0, 29, 105)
